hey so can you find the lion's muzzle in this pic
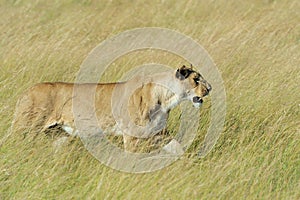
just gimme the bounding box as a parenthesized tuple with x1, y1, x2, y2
(193, 96, 203, 104)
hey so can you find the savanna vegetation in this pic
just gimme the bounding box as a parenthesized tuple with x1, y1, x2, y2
(0, 0, 299, 199)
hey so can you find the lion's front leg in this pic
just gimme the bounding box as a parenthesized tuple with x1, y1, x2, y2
(122, 129, 170, 153)
(123, 134, 155, 153)
(123, 134, 141, 152)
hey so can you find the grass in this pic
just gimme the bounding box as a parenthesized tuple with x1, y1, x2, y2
(0, 0, 299, 199)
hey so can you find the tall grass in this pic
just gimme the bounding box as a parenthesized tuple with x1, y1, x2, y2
(0, 0, 299, 199)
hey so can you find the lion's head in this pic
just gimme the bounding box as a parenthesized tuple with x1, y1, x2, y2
(175, 65, 212, 107)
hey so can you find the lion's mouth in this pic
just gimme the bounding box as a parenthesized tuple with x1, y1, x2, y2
(193, 96, 203, 104)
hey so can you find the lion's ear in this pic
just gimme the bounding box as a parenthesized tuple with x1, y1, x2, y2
(176, 65, 192, 80)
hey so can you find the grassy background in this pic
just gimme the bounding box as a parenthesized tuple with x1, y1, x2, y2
(0, 0, 299, 199)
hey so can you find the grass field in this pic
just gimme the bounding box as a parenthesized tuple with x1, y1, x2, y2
(0, 0, 299, 199)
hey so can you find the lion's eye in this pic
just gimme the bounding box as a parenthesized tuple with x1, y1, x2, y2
(194, 78, 200, 84)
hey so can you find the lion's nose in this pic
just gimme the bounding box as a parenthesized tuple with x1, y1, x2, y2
(193, 96, 203, 104)
(206, 82, 212, 92)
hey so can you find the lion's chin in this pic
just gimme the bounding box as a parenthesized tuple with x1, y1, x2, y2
(193, 102, 202, 108)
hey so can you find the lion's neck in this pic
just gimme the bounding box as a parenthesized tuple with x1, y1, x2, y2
(154, 84, 184, 112)
(137, 71, 187, 113)
(164, 95, 180, 111)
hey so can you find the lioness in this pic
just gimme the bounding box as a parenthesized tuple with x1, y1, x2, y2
(12, 65, 211, 152)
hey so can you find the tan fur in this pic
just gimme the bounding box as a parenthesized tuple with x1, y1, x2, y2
(12, 65, 211, 152)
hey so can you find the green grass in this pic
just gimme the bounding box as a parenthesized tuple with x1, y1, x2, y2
(0, 0, 299, 199)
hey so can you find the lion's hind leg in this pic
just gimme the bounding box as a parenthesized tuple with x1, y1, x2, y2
(11, 91, 51, 136)
(1, 93, 36, 146)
